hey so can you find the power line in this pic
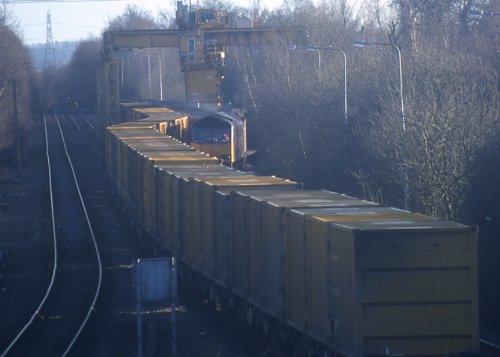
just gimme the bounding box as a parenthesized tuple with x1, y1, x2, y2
(12, 0, 127, 3)
(22, 22, 102, 28)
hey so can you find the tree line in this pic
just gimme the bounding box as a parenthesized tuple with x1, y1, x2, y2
(225, 0, 500, 224)
(3, 1, 499, 223)
(33, 0, 500, 224)
(0, 4, 33, 177)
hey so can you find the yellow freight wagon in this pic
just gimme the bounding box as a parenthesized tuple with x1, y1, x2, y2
(285, 207, 479, 356)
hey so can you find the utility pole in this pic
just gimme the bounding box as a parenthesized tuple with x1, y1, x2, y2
(44, 10, 56, 68)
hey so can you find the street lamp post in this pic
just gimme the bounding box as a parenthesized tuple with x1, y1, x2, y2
(288, 45, 322, 80)
(155, 54, 163, 101)
(146, 53, 164, 101)
(310, 47, 322, 81)
(288, 44, 348, 124)
(121, 52, 164, 101)
(353, 40, 409, 210)
(468, 9, 500, 19)
(147, 54, 152, 99)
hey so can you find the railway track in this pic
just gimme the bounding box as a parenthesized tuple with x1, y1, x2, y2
(481, 338, 500, 356)
(66, 112, 96, 131)
(1, 114, 102, 356)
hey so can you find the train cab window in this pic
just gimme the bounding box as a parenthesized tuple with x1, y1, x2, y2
(191, 120, 231, 143)
(192, 127, 231, 143)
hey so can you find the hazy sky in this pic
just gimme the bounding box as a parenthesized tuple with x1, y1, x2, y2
(7, 0, 285, 44)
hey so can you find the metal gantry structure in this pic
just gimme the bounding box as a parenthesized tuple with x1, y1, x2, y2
(98, 3, 294, 135)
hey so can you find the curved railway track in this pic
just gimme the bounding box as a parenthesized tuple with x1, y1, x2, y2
(1, 114, 102, 357)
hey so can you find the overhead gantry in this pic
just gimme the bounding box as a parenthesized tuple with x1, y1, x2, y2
(98, 2, 298, 132)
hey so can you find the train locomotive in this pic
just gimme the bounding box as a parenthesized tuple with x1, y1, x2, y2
(104, 101, 480, 356)
(189, 112, 246, 167)
(119, 101, 246, 167)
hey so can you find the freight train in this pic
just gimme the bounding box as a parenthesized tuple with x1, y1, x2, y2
(106, 103, 480, 356)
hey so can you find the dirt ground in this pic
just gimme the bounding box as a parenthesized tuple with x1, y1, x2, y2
(0, 123, 51, 346)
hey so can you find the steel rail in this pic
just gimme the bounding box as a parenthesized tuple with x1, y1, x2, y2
(0, 114, 103, 356)
(68, 113, 81, 131)
(54, 115, 103, 356)
(78, 113, 95, 129)
(480, 338, 500, 352)
(0, 115, 59, 357)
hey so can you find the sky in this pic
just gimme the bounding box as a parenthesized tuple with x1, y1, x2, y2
(6, 0, 285, 45)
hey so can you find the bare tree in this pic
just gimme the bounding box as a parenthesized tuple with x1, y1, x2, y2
(225, 0, 500, 222)
(0, 22, 34, 178)
(104, 5, 186, 102)
(106, 5, 158, 31)
(64, 38, 101, 111)
(356, 36, 499, 219)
